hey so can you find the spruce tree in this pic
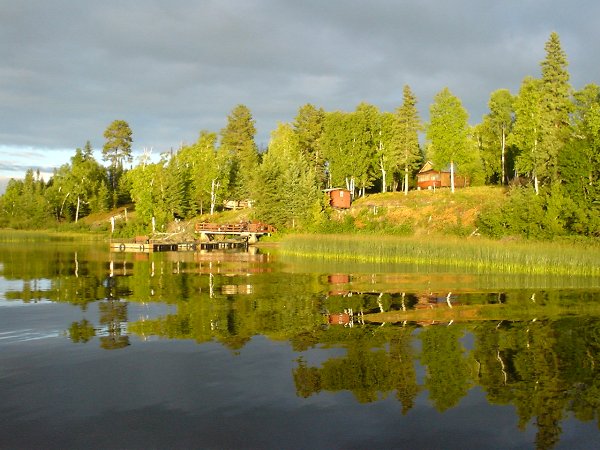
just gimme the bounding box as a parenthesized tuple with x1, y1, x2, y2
(293, 104, 326, 186)
(394, 85, 423, 194)
(540, 31, 572, 185)
(219, 105, 258, 200)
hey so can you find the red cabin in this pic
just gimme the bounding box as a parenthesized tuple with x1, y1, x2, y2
(416, 161, 469, 190)
(324, 188, 352, 209)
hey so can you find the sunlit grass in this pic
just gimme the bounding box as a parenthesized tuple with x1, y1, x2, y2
(279, 234, 600, 277)
(0, 229, 105, 243)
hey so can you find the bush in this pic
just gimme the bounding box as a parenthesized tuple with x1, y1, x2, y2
(477, 185, 592, 240)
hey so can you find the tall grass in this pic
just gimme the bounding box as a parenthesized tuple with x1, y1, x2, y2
(0, 229, 105, 243)
(279, 234, 600, 277)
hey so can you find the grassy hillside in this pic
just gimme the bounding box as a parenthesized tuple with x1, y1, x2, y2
(345, 186, 506, 236)
(76, 186, 506, 238)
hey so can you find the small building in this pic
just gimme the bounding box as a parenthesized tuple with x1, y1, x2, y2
(324, 188, 352, 209)
(328, 312, 351, 325)
(416, 161, 469, 190)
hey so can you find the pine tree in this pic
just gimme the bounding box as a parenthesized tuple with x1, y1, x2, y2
(254, 123, 319, 228)
(220, 105, 258, 200)
(394, 85, 423, 194)
(293, 104, 326, 186)
(351, 103, 380, 196)
(540, 31, 572, 185)
(102, 119, 133, 207)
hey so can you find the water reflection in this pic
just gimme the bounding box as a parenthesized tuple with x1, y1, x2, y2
(1, 241, 600, 449)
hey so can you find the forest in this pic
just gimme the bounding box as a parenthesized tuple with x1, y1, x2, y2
(0, 32, 598, 239)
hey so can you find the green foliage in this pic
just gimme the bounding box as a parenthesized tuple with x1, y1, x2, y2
(511, 33, 572, 192)
(293, 103, 326, 187)
(321, 104, 388, 195)
(510, 77, 545, 190)
(0, 170, 51, 229)
(45, 145, 109, 223)
(426, 87, 477, 191)
(392, 85, 423, 193)
(476, 185, 597, 239)
(68, 319, 96, 343)
(252, 123, 321, 229)
(102, 119, 133, 169)
(420, 326, 471, 411)
(102, 120, 133, 207)
(220, 104, 259, 199)
(178, 131, 228, 215)
(0, 32, 596, 240)
(477, 89, 514, 184)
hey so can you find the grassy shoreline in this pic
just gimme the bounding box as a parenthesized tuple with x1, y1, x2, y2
(278, 234, 600, 277)
(2, 226, 599, 278)
(0, 229, 107, 242)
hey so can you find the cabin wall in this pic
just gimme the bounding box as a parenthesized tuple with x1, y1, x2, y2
(328, 189, 351, 208)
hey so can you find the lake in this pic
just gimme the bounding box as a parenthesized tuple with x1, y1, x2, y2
(1, 237, 599, 450)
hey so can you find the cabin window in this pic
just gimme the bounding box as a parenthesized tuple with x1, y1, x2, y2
(340, 191, 344, 197)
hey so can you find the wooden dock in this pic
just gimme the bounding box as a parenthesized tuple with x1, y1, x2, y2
(195, 221, 275, 244)
(110, 237, 248, 253)
(110, 221, 274, 253)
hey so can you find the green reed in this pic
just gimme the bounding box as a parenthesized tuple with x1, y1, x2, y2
(0, 229, 105, 243)
(279, 234, 600, 277)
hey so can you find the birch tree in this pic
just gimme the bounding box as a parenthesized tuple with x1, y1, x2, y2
(511, 77, 544, 194)
(482, 89, 514, 184)
(426, 88, 470, 193)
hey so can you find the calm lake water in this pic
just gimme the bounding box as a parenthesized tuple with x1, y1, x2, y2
(1, 238, 600, 450)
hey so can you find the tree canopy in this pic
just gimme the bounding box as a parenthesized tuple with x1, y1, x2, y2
(1, 32, 598, 238)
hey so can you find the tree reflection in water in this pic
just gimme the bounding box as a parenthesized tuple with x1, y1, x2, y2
(2, 242, 599, 449)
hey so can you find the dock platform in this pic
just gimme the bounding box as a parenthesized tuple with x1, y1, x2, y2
(195, 221, 275, 244)
(110, 238, 247, 253)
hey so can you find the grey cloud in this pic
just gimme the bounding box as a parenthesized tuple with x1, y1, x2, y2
(1, 0, 599, 161)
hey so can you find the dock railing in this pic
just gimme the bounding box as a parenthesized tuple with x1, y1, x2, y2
(194, 221, 276, 234)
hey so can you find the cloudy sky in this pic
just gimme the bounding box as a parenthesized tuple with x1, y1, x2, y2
(1, 0, 599, 191)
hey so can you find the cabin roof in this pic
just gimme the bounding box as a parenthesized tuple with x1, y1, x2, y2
(323, 188, 351, 193)
(418, 161, 435, 173)
(418, 161, 456, 174)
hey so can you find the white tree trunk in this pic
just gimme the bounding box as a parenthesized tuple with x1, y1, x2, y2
(501, 126, 506, 185)
(75, 195, 80, 223)
(60, 192, 70, 218)
(379, 139, 386, 193)
(210, 179, 219, 215)
(404, 165, 409, 196)
(450, 160, 455, 193)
